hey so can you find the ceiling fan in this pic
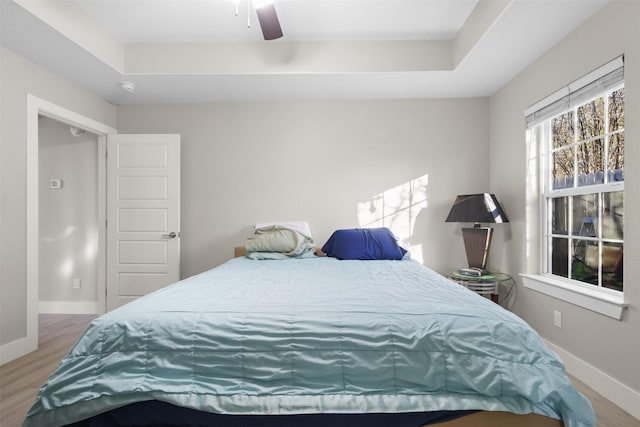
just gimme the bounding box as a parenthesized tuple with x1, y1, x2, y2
(253, 0, 283, 40)
(234, 0, 282, 40)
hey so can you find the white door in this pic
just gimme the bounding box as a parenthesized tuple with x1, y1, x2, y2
(106, 134, 180, 310)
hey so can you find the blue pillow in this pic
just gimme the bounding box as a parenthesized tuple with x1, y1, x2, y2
(321, 228, 407, 260)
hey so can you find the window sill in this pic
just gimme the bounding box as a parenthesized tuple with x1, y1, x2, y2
(520, 273, 627, 320)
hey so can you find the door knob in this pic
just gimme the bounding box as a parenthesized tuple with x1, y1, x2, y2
(162, 232, 178, 239)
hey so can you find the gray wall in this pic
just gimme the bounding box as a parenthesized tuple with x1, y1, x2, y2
(117, 99, 490, 277)
(38, 116, 99, 305)
(489, 0, 640, 393)
(0, 46, 116, 345)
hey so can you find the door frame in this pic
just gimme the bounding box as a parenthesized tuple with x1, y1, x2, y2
(25, 94, 116, 354)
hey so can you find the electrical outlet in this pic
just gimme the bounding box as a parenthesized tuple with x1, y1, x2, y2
(554, 310, 562, 328)
(73, 278, 81, 289)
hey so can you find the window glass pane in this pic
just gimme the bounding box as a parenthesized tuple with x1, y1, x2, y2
(551, 197, 568, 235)
(552, 111, 574, 148)
(577, 139, 604, 186)
(551, 237, 569, 278)
(572, 194, 598, 237)
(577, 97, 604, 141)
(608, 132, 624, 181)
(608, 88, 624, 131)
(602, 191, 624, 240)
(552, 147, 574, 189)
(573, 240, 598, 284)
(602, 242, 623, 291)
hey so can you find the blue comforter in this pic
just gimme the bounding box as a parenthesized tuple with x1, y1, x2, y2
(24, 257, 595, 426)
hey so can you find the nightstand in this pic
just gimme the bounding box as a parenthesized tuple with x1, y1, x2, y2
(446, 270, 514, 305)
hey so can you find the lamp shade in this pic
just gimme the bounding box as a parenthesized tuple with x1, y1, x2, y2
(445, 193, 509, 224)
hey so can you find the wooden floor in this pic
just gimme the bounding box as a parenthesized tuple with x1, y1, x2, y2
(1, 314, 638, 427)
(0, 314, 97, 426)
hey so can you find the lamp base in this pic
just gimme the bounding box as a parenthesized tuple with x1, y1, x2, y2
(461, 226, 493, 270)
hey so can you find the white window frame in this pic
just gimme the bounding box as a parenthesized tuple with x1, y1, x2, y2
(521, 57, 627, 320)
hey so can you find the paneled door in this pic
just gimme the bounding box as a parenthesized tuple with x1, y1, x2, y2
(106, 134, 180, 311)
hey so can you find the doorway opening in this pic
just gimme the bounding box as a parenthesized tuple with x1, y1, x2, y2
(26, 94, 116, 356)
(38, 116, 100, 314)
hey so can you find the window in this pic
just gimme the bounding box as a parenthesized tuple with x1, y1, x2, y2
(524, 57, 624, 308)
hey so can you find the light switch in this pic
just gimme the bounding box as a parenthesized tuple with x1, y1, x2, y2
(50, 179, 63, 189)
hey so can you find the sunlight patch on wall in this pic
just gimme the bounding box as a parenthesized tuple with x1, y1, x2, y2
(84, 228, 99, 262)
(60, 258, 74, 279)
(357, 174, 428, 263)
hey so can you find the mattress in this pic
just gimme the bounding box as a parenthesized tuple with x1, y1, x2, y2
(24, 257, 595, 426)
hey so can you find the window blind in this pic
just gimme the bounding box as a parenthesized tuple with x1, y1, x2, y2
(525, 56, 624, 128)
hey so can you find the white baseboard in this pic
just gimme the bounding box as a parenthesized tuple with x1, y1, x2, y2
(38, 300, 99, 314)
(545, 339, 640, 421)
(0, 335, 37, 366)
(2, 301, 97, 366)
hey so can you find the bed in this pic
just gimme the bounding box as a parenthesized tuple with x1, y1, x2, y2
(23, 228, 595, 427)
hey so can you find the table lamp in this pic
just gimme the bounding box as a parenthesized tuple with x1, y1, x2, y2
(445, 193, 509, 270)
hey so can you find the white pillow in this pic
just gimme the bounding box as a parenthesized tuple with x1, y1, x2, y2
(254, 221, 312, 239)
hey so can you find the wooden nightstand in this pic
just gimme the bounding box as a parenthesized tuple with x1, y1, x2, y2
(446, 271, 514, 305)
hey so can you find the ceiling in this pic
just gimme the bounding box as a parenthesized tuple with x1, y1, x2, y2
(0, 0, 608, 104)
(75, 0, 478, 42)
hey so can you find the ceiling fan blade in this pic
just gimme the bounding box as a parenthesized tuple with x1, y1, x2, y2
(255, 3, 283, 40)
